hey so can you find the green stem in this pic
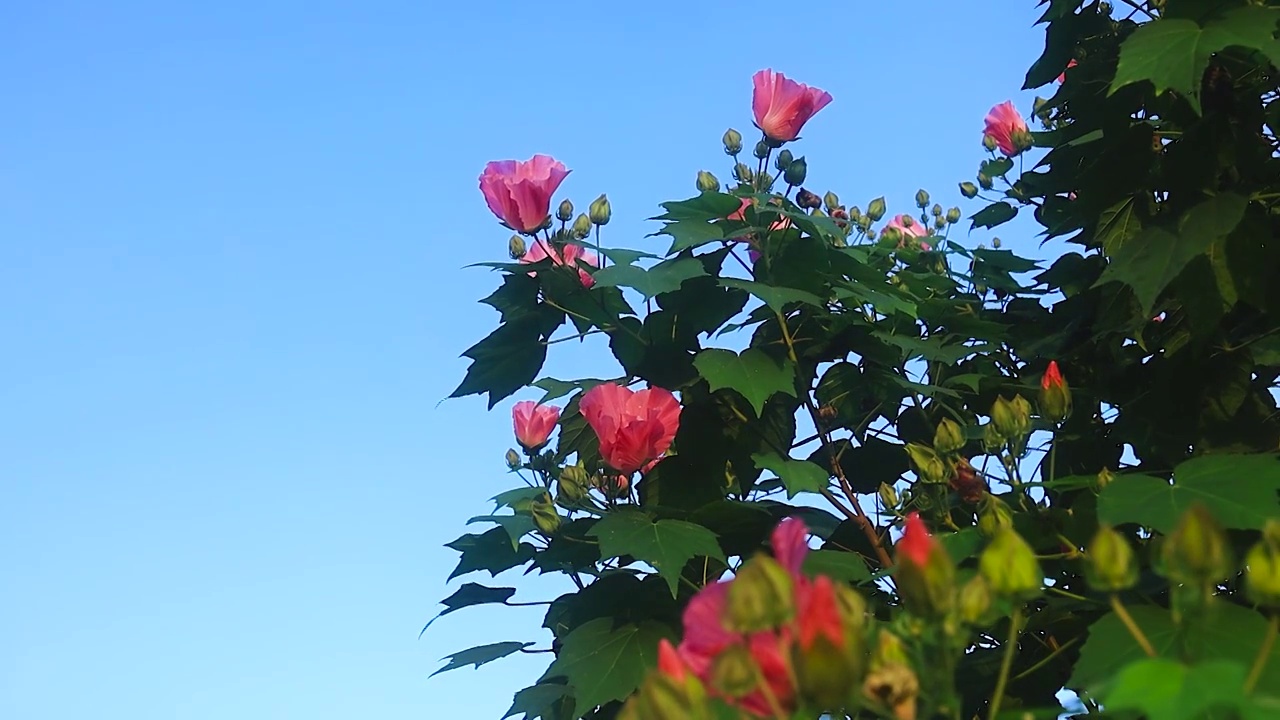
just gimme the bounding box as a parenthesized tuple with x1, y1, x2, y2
(1048, 432, 1058, 484)
(1244, 613, 1279, 694)
(1110, 594, 1157, 657)
(1012, 636, 1081, 681)
(988, 608, 1024, 720)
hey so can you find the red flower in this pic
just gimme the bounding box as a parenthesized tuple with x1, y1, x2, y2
(579, 383, 681, 474)
(797, 575, 844, 652)
(1041, 360, 1066, 391)
(511, 400, 560, 451)
(657, 639, 689, 682)
(896, 512, 937, 568)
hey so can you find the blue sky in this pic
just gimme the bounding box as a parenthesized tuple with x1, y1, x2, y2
(2, 2, 1046, 717)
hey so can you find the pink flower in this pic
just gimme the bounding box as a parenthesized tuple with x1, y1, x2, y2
(896, 512, 937, 568)
(478, 155, 570, 233)
(752, 69, 833, 143)
(770, 516, 810, 576)
(983, 101, 1029, 157)
(520, 240, 599, 288)
(512, 400, 560, 451)
(797, 575, 844, 652)
(1057, 59, 1078, 84)
(579, 383, 681, 474)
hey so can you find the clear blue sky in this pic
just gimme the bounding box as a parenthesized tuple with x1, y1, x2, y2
(2, 2, 1045, 717)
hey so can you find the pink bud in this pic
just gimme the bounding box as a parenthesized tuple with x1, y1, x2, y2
(512, 400, 560, 451)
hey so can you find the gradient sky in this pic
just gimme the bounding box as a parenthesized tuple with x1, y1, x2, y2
(2, 2, 1048, 717)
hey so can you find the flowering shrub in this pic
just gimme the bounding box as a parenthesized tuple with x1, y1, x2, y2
(432, 2, 1280, 719)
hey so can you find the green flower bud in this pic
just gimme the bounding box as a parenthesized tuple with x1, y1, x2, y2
(784, 157, 807, 186)
(588, 194, 611, 226)
(931, 204, 943, 217)
(990, 396, 1019, 440)
(992, 237, 1002, 248)
(978, 173, 994, 191)
(1013, 128, 1035, 153)
(915, 189, 930, 208)
(934, 217, 947, 231)
(1245, 521, 1280, 608)
(556, 199, 574, 223)
(505, 448, 522, 469)
(878, 482, 899, 510)
(977, 493, 1015, 538)
(774, 149, 794, 171)
(508, 235, 527, 259)
(906, 442, 950, 484)
(900, 215, 914, 228)
(726, 555, 795, 632)
(933, 418, 966, 455)
(628, 666, 709, 720)
(696, 170, 720, 193)
(531, 492, 562, 535)
(960, 182, 979, 199)
(753, 140, 770, 160)
(710, 644, 758, 699)
(723, 128, 743, 156)
(558, 462, 590, 503)
(1095, 467, 1115, 491)
(870, 630, 911, 671)
(980, 529, 1043, 600)
(794, 634, 856, 711)
(734, 163, 754, 184)
(1011, 395, 1032, 433)
(946, 206, 962, 224)
(1086, 525, 1138, 592)
(982, 422, 1004, 454)
(866, 229, 876, 241)
(823, 191, 840, 211)
(982, 134, 999, 152)
(848, 206, 862, 222)
(1162, 503, 1232, 585)
(958, 574, 995, 625)
(867, 197, 887, 222)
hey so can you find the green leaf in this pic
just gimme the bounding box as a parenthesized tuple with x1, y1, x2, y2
(446, 527, 536, 580)
(693, 348, 797, 417)
(596, 247, 658, 265)
(751, 452, 829, 498)
(651, 192, 744, 222)
(1097, 196, 1142, 255)
(970, 202, 1018, 230)
(432, 641, 532, 677)
(939, 527, 984, 563)
(503, 683, 571, 720)
(719, 278, 825, 312)
(451, 314, 561, 409)
(1111, 7, 1280, 113)
(658, 220, 729, 254)
(801, 549, 872, 584)
(469, 513, 537, 549)
(1102, 658, 1188, 720)
(1098, 453, 1280, 531)
(1095, 193, 1248, 315)
(1071, 603, 1280, 692)
(540, 617, 675, 714)
(421, 583, 517, 635)
(587, 509, 725, 596)
(591, 257, 707, 299)
(532, 377, 610, 403)
(981, 157, 1014, 178)
(491, 486, 547, 510)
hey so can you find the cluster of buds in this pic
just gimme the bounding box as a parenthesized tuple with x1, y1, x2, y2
(622, 518, 875, 718)
(903, 418, 987, 504)
(987, 393, 1033, 455)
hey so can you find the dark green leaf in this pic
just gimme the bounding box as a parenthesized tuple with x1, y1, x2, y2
(468, 513, 537, 549)
(503, 683, 571, 720)
(451, 314, 561, 409)
(751, 452, 829, 498)
(693, 348, 797, 417)
(588, 509, 726, 596)
(720, 278, 825, 312)
(490, 486, 547, 510)
(540, 618, 675, 713)
(981, 158, 1014, 178)
(432, 641, 531, 677)
(1097, 454, 1280, 531)
(970, 202, 1018, 230)
(802, 549, 872, 584)
(446, 527, 537, 580)
(532, 377, 610, 403)
(651, 192, 744, 222)
(591, 257, 707, 299)
(421, 583, 517, 635)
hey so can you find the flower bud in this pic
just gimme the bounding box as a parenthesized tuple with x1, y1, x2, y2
(794, 188, 820, 211)
(991, 395, 1029, 442)
(915, 189, 930, 208)
(508, 235, 527, 259)
(774, 149, 794, 171)
(960, 182, 979, 199)
(630, 674, 707, 720)
(1039, 360, 1072, 424)
(905, 442, 950, 485)
(977, 493, 1014, 538)
(848, 206, 862, 222)
(823, 191, 840, 211)
(878, 482, 899, 510)
(531, 492, 562, 535)
(951, 457, 985, 503)
(958, 574, 995, 625)
(978, 173, 994, 190)
(784, 157, 808, 186)
(1245, 521, 1280, 608)
(694, 170, 721, 193)
(571, 213, 592, 239)
(1013, 128, 1035, 153)
(556, 199, 574, 223)
(723, 128, 743, 155)
(505, 448, 521, 469)
(867, 197, 887, 222)
(1162, 503, 1232, 585)
(709, 643, 758, 699)
(946, 206, 962, 224)
(900, 215, 915, 228)
(793, 577, 859, 710)
(929, 204, 941, 218)
(756, 171, 774, 189)
(557, 462, 590, 503)
(894, 513, 956, 618)
(982, 422, 1004, 453)
(933, 418, 966, 455)
(980, 528, 1043, 600)
(992, 237, 1003, 249)
(734, 163, 754, 184)
(1086, 525, 1137, 592)
(982, 134, 999, 152)
(725, 555, 795, 632)
(588, 194, 611, 226)
(934, 217, 947, 231)
(753, 140, 770, 160)
(865, 634, 918, 720)
(1095, 467, 1115, 490)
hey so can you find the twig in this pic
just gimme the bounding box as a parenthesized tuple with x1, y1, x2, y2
(1245, 613, 1279, 694)
(1110, 594, 1157, 657)
(988, 608, 1024, 720)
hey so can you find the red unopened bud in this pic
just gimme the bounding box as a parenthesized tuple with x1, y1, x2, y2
(1039, 360, 1072, 424)
(626, 640, 710, 720)
(950, 457, 985, 504)
(894, 513, 956, 618)
(794, 577, 859, 710)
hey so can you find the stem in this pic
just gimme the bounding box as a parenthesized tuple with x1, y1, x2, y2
(1048, 433, 1058, 484)
(1110, 594, 1158, 657)
(988, 608, 1024, 720)
(1244, 613, 1279, 694)
(1011, 636, 1081, 681)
